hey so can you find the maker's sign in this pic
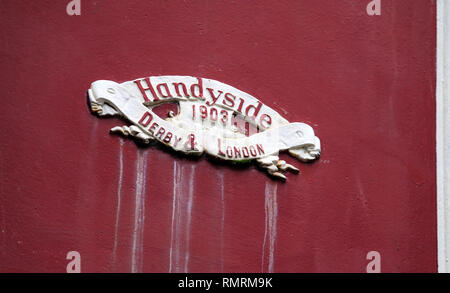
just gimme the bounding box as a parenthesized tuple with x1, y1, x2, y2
(88, 76, 321, 180)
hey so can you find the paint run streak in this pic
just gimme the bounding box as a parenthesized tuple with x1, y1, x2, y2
(131, 150, 148, 273)
(261, 182, 278, 273)
(168, 161, 178, 273)
(112, 139, 124, 266)
(169, 162, 196, 273)
(219, 172, 225, 272)
(184, 167, 195, 272)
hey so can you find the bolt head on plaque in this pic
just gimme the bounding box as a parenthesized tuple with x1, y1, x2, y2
(87, 76, 321, 180)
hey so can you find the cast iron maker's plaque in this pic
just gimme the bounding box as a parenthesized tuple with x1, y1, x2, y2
(88, 76, 321, 180)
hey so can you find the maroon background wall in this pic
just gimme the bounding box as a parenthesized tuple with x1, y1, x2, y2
(0, 0, 436, 272)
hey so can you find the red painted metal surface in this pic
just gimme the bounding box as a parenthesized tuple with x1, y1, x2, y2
(0, 0, 437, 272)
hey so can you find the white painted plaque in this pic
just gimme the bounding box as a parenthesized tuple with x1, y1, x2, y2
(88, 75, 321, 180)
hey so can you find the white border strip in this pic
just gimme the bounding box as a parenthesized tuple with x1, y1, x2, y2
(437, 0, 450, 273)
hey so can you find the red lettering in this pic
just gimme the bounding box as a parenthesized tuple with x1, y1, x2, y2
(172, 82, 189, 97)
(210, 108, 218, 121)
(245, 101, 262, 120)
(234, 146, 241, 158)
(163, 132, 172, 143)
(206, 88, 223, 106)
(242, 147, 250, 158)
(245, 122, 250, 136)
(184, 134, 198, 151)
(259, 114, 272, 129)
(220, 110, 229, 125)
(223, 93, 236, 108)
(173, 136, 182, 148)
(226, 146, 233, 158)
(149, 122, 159, 135)
(200, 105, 207, 119)
(138, 112, 153, 127)
(256, 144, 265, 156)
(134, 78, 159, 102)
(156, 83, 173, 98)
(217, 138, 226, 157)
(236, 98, 245, 113)
(155, 127, 166, 139)
(249, 145, 257, 157)
(190, 78, 203, 99)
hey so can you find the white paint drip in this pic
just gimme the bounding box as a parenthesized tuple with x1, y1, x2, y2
(261, 182, 278, 273)
(169, 162, 196, 273)
(112, 139, 124, 266)
(131, 150, 148, 273)
(0, 203, 5, 243)
(219, 172, 225, 272)
(261, 199, 268, 272)
(184, 165, 195, 272)
(169, 160, 178, 273)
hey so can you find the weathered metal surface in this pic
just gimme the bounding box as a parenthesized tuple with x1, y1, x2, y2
(0, 0, 437, 272)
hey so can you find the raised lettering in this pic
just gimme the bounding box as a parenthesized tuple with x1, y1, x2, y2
(190, 78, 203, 99)
(206, 88, 223, 106)
(138, 112, 153, 127)
(172, 82, 189, 97)
(134, 78, 159, 102)
(156, 83, 173, 98)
